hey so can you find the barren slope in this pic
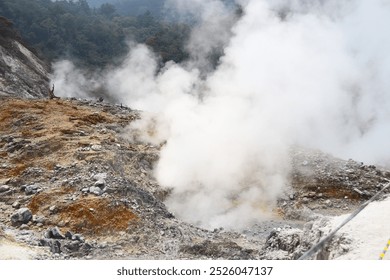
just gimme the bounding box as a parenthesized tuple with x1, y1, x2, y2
(0, 97, 264, 259)
(1, 96, 389, 260)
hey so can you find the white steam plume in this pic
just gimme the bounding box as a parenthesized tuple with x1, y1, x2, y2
(51, 0, 390, 229)
(49, 60, 100, 98)
(165, 0, 239, 71)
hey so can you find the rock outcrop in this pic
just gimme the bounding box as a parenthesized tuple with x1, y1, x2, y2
(0, 16, 49, 98)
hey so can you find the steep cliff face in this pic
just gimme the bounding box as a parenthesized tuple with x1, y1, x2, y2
(0, 17, 49, 98)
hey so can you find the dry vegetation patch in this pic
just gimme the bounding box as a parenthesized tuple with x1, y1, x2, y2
(57, 197, 138, 235)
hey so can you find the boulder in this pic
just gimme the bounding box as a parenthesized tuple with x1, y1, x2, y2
(89, 186, 103, 196)
(10, 208, 32, 226)
(0, 185, 10, 193)
(93, 173, 107, 188)
(46, 227, 65, 239)
(24, 184, 41, 195)
(39, 239, 61, 254)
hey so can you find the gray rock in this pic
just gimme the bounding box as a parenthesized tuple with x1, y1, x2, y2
(11, 208, 32, 226)
(0, 185, 10, 193)
(91, 145, 102, 151)
(19, 224, 29, 230)
(46, 227, 65, 239)
(94, 179, 106, 188)
(93, 173, 107, 188)
(89, 186, 103, 196)
(65, 231, 74, 240)
(12, 201, 20, 209)
(263, 227, 303, 256)
(40, 239, 61, 254)
(93, 173, 107, 181)
(353, 187, 363, 195)
(81, 243, 92, 252)
(49, 205, 57, 214)
(73, 234, 85, 243)
(24, 184, 41, 195)
(32, 215, 46, 224)
(64, 231, 84, 242)
(64, 241, 81, 252)
(0, 38, 49, 98)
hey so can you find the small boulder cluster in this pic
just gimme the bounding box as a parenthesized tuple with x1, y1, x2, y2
(39, 226, 92, 256)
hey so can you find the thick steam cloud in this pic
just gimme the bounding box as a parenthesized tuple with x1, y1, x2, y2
(51, 0, 390, 229)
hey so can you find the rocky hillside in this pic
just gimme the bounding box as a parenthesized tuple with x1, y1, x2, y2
(0, 97, 267, 259)
(1, 95, 389, 260)
(0, 17, 49, 98)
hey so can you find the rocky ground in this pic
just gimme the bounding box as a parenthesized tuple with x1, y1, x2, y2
(0, 33, 49, 98)
(1, 96, 389, 260)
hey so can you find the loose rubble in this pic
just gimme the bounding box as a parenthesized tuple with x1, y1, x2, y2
(10, 208, 32, 226)
(0, 34, 49, 98)
(1, 97, 389, 260)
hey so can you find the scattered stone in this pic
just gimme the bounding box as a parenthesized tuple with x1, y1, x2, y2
(89, 186, 103, 196)
(93, 173, 107, 180)
(307, 192, 316, 198)
(180, 240, 254, 260)
(93, 173, 107, 188)
(264, 227, 302, 255)
(32, 215, 46, 224)
(19, 224, 29, 230)
(57, 221, 67, 227)
(353, 188, 363, 195)
(40, 239, 61, 254)
(65, 231, 74, 240)
(12, 201, 20, 209)
(0, 185, 10, 193)
(81, 243, 92, 252)
(11, 208, 32, 226)
(64, 241, 81, 252)
(64, 231, 84, 242)
(339, 244, 349, 252)
(91, 145, 102, 151)
(73, 234, 85, 243)
(94, 180, 105, 188)
(46, 227, 65, 239)
(24, 184, 41, 195)
(49, 205, 57, 214)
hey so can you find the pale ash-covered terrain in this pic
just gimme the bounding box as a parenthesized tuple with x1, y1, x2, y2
(0, 18, 49, 99)
(1, 24, 390, 260)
